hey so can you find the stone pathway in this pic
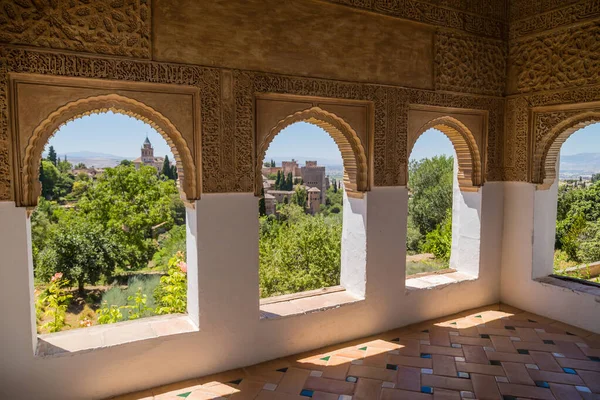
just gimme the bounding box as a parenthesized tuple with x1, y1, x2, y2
(111, 304, 600, 400)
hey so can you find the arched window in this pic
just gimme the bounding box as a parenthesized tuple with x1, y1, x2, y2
(405, 117, 483, 288)
(26, 110, 197, 351)
(256, 107, 369, 317)
(537, 121, 600, 284)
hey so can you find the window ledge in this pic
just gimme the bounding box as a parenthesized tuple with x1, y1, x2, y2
(260, 286, 363, 320)
(536, 276, 600, 297)
(406, 271, 477, 292)
(36, 314, 198, 358)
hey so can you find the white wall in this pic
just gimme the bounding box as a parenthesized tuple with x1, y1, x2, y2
(0, 188, 505, 399)
(340, 191, 367, 297)
(500, 182, 600, 333)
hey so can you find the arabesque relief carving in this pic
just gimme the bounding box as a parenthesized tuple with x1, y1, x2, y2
(0, 0, 151, 58)
(509, 0, 600, 40)
(322, 0, 505, 39)
(0, 46, 502, 201)
(508, 22, 600, 94)
(435, 30, 506, 97)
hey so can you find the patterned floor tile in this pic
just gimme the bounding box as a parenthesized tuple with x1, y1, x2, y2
(110, 304, 600, 400)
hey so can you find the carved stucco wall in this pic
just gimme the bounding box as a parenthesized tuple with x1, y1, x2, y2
(503, 0, 600, 183)
(0, 0, 513, 201)
(0, 0, 151, 58)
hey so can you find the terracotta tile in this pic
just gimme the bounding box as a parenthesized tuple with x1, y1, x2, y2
(471, 373, 502, 400)
(364, 347, 393, 367)
(421, 374, 473, 391)
(394, 339, 421, 357)
(463, 345, 489, 364)
(549, 383, 584, 400)
(200, 382, 240, 396)
(514, 341, 560, 353)
(580, 392, 600, 400)
(581, 347, 600, 358)
(550, 322, 594, 338)
(528, 369, 584, 385)
(395, 366, 421, 392)
(387, 354, 432, 369)
(421, 345, 464, 357)
(485, 350, 534, 364)
(354, 377, 382, 400)
(530, 351, 563, 372)
(577, 370, 600, 393)
(434, 388, 461, 400)
(497, 382, 556, 400)
(303, 376, 355, 396)
(255, 390, 305, 400)
(229, 379, 265, 400)
(322, 356, 351, 381)
(502, 362, 535, 385)
(450, 335, 492, 347)
(276, 367, 310, 394)
(348, 365, 397, 382)
(311, 391, 339, 400)
(539, 332, 587, 344)
(491, 336, 517, 353)
(516, 327, 543, 343)
(456, 361, 504, 376)
(430, 327, 451, 347)
(380, 388, 432, 400)
(477, 327, 514, 337)
(433, 354, 457, 377)
(558, 358, 600, 372)
(458, 326, 484, 338)
(336, 349, 368, 360)
(556, 341, 588, 360)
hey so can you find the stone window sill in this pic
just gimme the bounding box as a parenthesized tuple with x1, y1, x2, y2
(260, 286, 363, 320)
(536, 276, 600, 297)
(405, 271, 477, 292)
(36, 314, 198, 357)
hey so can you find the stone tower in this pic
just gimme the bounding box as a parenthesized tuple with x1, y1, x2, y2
(141, 136, 154, 164)
(307, 187, 321, 215)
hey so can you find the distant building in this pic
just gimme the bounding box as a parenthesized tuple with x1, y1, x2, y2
(301, 161, 326, 204)
(307, 187, 321, 215)
(264, 193, 276, 215)
(133, 136, 164, 171)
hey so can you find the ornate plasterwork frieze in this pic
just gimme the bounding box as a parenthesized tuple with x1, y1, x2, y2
(509, 0, 580, 22)
(509, 0, 600, 40)
(0, 0, 151, 58)
(320, 0, 506, 39)
(435, 30, 506, 97)
(0, 48, 503, 201)
(508, 22, 600, 94)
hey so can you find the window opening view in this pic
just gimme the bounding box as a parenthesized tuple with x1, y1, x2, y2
(406, 129, 456, 276)
(258, 122, 344, 298)
(553, 123, 600, 284)
(32, 111, 187, 334)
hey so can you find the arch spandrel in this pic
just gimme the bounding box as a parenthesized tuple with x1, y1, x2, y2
(20, 94, 198, 208)
(255, 106, 369, 197)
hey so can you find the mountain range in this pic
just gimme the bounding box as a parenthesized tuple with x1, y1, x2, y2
(559, 152, 600, 178)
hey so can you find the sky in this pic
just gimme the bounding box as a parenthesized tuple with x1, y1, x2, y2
(45, 111, 600, 162)
(560, 123, 600, 155)
(47, 111, 174, 159)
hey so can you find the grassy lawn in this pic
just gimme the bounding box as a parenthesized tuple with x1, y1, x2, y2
(406, 253, 449, 276)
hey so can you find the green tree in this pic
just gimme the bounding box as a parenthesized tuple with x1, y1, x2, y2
(422, 209, 452, 262)
(408, 155, 454, 235)
(592, 173, 600, 183)
(120, 159, 133, 166)
(275, 170, 282, 190)
(47, 146, 58, 166)
(286, 172, 293, 190)
(77, 165, 178, 269)
(259, 204, 342, 297)
(57, 158, 72, 174)
(39, 160, 60, 199)
(259, 187, 267, 216)
(162, 156, 173, 179)
(170, 165, 178, 180)
(74, 163, 87, 169)
(270, 159, 276, 167)
(36, 211, 121, 293)
(291, 186, 307, 208)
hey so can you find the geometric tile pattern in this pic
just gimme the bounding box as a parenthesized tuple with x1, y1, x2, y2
(110, 304, 600, 400)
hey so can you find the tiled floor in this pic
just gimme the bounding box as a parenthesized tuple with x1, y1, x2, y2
(111, 304, 600, 400)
